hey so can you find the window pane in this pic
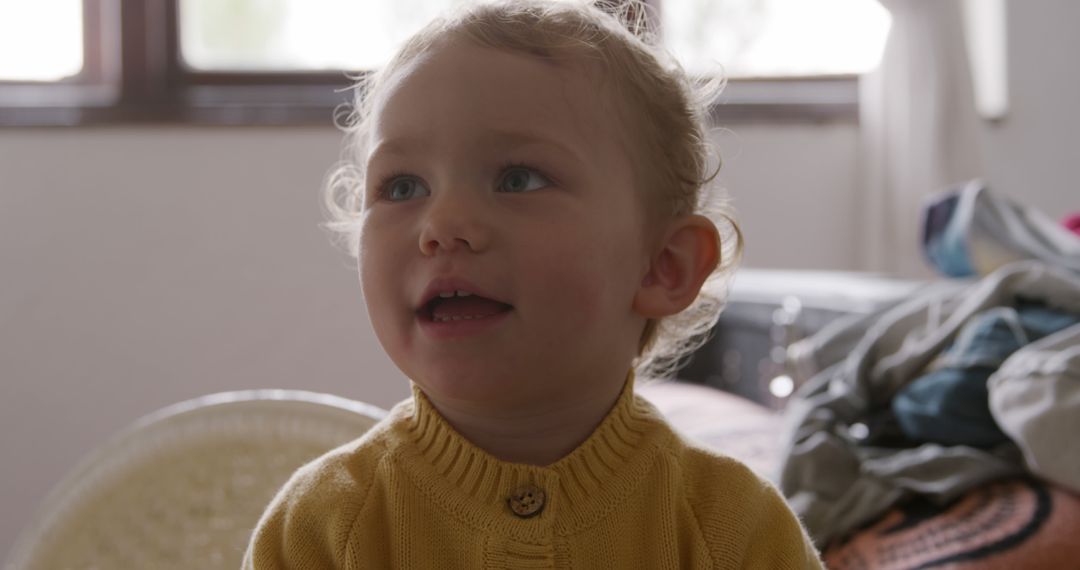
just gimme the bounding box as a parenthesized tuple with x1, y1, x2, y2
(180, 0, 890, 77)
(0, 0, 83, 81)
(662, 0, 891, 77)
(179, 0, 470, 72)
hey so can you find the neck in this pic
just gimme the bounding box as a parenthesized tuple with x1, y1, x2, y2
(417, 371, 631, 466)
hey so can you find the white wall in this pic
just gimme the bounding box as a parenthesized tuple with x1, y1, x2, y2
(979, 0, 1080, 217)
(0, 128, 412, 558)
(715, 124, 862, 270)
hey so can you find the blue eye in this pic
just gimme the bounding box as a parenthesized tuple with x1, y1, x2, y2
(499, 166, 550, 193)
(382, 177, 429, 202)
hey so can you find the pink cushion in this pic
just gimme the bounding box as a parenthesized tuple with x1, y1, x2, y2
(825, 478, 1080, 569)
(638, 380, 781, 478)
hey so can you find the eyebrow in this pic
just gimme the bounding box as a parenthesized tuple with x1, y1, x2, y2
(367, 129, 585, 168)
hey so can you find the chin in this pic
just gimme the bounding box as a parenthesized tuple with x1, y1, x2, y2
(413, 364, 529, 406)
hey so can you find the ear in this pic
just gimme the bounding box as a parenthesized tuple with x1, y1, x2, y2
(633, 215, 721, 318)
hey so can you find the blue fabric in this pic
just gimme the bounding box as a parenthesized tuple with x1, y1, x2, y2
(893, 300, 1080, 448)
(922, 190, 975, 278)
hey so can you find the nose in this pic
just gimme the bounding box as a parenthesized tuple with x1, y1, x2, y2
(418, 192, 490, 256)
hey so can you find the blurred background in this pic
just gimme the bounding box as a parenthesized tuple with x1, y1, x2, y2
(2, 0, 1077, 559)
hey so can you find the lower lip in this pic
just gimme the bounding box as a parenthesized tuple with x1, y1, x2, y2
(417, 310, 512, 339)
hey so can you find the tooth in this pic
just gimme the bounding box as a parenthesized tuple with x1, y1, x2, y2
(456, 290, 472, 297)
(438, 291, 454, 298)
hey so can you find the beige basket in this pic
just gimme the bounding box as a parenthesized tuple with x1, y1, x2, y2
(5, 390, 386, 570)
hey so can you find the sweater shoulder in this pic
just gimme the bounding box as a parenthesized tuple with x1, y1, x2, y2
(242, 419, 394, 569)
(274, 424, 392, 514)
(677, 440, 772, 500)
(675, 442, 824, 569)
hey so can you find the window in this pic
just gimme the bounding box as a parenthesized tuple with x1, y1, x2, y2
(178, 0, 465, 73)
(663, 0, 890, 78)
(0, 0, 889, 126)
(0, 1, 84, 81)
(0, 0, 118, 125)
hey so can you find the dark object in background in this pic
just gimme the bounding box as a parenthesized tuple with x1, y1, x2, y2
(678, 270, 924, 410)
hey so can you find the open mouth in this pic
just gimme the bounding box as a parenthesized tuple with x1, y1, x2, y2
(417, 291, 514, 323)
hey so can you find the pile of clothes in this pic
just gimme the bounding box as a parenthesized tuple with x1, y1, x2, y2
(779, 182, 1080, 564)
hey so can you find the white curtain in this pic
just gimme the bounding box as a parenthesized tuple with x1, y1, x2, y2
(859, 0, 985, 278)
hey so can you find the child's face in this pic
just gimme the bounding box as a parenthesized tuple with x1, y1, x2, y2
(359, 38, 651, 408)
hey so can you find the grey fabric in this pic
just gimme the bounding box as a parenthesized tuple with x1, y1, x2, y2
(786, 281, 964, 385)
(778, 261, 1080, 547)
(989, 322, 1080, 493)
(960, 182, 1080, 274)
(892, 302, 1079, 448)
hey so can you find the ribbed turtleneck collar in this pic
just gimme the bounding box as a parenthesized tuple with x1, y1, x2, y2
(379, 371, 673, 543)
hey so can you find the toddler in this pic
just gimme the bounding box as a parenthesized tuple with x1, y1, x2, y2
(245, 0, 822, 567)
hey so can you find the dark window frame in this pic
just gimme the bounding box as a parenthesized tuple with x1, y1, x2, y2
(0, 0, 857, 127)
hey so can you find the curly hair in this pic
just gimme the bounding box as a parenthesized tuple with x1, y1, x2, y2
(321, 0, 743, 379)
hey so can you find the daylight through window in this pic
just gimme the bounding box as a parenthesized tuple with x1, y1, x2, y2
(0, 0, 84, 81)
(178, 0, 891, 77)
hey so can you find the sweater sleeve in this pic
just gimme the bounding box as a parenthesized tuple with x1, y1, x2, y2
(683, 446, 824, 570)
(736, 478, 824, 570)
(242, 442, 379, 570)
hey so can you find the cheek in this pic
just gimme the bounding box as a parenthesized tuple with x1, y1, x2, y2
(357, 221, 379, 305)
(528, 222, 640, 324)
(358, 216, 405, 332)
(358, 210, 406, 277)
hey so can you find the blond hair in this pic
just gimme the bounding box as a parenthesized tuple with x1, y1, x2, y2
(322, 0, 743, 379)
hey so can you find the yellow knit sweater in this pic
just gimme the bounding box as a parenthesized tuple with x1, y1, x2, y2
(243, 376, 823, 569)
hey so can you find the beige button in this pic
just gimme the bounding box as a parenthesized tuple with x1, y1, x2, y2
(507, 485, 546, 518)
